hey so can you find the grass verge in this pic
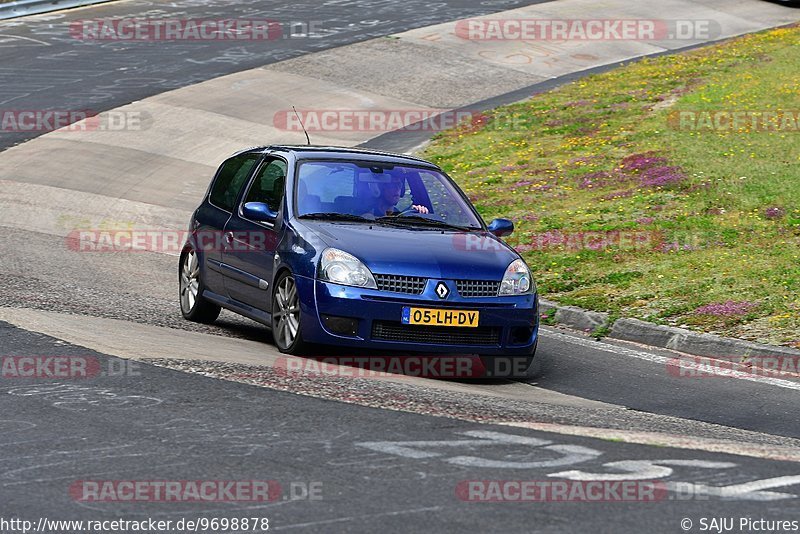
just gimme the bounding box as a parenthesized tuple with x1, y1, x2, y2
(423, 24, 800, 347)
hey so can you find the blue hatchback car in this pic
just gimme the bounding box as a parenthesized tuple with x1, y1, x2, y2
(179, 146, 539, 377)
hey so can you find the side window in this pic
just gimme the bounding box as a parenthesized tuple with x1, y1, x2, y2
(243, 158, 288, 213)
(209, 153, 259, 212)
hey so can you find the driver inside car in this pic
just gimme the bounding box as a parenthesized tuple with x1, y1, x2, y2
(364, 175, 429, 218)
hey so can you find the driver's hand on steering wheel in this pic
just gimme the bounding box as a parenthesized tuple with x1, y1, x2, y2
(411, 204, 429, 214)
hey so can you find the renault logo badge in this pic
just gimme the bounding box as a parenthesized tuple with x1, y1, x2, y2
(435, 282, 449, 299)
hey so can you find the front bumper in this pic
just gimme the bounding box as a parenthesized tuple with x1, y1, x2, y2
(295, 275, 539, 355)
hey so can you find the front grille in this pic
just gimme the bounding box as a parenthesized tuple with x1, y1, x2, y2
(374, 274, 427, 295)
(456, 280, 500, 298)
(372, 321, 501, 346)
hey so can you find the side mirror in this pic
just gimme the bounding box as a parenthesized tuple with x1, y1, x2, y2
(487, 218, 514, 237)
(242, 202, 277, 222)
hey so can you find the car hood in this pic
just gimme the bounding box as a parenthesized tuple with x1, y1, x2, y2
(300, 221, 520, 280)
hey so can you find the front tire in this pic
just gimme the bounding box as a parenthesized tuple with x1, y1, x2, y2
(179, 248, 221, 324)
(272, 271, 309, 354)
(480, 339, 540, 379)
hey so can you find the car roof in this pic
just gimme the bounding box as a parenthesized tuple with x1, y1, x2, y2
(251, 145, 441, 169)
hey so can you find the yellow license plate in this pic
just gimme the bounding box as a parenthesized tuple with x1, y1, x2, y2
(401, 307, 479, 327)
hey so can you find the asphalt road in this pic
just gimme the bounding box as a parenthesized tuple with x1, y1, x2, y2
(2, 321, 800, 534)
(0, 0, 547, 150)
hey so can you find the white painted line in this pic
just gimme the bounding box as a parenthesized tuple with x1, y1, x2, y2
(500, 420, 800, 463)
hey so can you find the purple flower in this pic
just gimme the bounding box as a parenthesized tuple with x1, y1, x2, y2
(639, 166, 686, 188)
(765, 207, 785, 220)
(694, 301, 758, 316)
(577, 171, 612, 189)
(636, 217, 655, 224)
(620, 152, 668, 172)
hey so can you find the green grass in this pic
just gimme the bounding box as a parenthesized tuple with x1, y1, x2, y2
(424, 25, 800, 347)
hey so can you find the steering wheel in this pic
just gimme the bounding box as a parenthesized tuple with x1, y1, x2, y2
(397, 206, 427, 217)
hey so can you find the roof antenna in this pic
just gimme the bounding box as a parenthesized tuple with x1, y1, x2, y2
(292, 106, 311, 145)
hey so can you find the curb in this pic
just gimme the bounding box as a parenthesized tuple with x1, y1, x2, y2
(0, 0, 114, 20)
(539, 299, 609, 334)
(539, 299, 800, 359)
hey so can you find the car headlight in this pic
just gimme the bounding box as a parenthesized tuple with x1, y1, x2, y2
(319, 248, 377, 288)
(499, 259, 535, 296)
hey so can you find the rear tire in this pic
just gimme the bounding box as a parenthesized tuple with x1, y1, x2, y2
(179, 248, 221, 324)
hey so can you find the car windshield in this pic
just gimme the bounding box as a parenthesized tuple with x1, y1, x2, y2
(295, 160, 483, 229)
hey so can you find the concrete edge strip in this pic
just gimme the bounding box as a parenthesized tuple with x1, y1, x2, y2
(498, 421, 800, 463)
(0, 0, 116, 20)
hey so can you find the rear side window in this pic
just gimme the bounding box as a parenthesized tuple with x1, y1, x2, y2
(244, 158, 288, 213)
(209, 153, 260, 212)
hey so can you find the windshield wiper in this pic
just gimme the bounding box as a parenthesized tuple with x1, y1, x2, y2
(299, 212, 370, 223)
(375, 215, 476, 232)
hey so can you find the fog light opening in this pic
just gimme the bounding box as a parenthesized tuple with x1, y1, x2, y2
(510, 326, 534, 345)
(321, 314, 359, 337)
